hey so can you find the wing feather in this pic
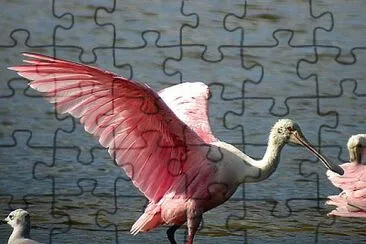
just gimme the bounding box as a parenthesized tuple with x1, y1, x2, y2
(158, 82, 217, 144)
(9, 53, 214, 203)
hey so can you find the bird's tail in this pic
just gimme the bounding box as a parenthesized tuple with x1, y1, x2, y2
(130, 211, 162, 235)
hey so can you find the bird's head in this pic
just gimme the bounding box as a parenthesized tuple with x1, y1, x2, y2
(347, 134, 366, 164)
(271, 119, 344, 175)
(1, 209, 30, 228)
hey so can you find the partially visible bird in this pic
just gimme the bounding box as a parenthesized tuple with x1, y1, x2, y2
(327, 134, 366, 217)
(8, 53, 344, 243)
(1, 209, 40, 244)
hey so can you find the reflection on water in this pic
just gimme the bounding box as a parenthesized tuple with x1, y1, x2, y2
(1, 0, 366, 243)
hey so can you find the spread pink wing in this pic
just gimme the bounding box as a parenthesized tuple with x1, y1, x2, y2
(158, 82, 217, 144)
(9, 53, 215, 203)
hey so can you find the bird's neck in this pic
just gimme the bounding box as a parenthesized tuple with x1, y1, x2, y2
(251, 136, 285, 182)
(9, 224, 31, 242)
(212, 138, 284, 184)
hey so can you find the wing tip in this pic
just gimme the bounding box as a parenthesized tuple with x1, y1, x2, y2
(8, 52, 50, 71)
(21, 52, 34, 57)
(7, 66, 18, 71)
(20, 52, 62, 63)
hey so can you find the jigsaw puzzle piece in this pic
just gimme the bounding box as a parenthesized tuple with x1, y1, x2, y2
(0, 131, 55, 199)
(32, 139, 121, 196)
(165, 45, 262, 98)
(0, 31, 54, 97)
(0, 0, 71, 46)
(242, 32, 319, 115)
(298, 47, 366, 96)
(114, 31, 181, 89)
(224, 0, 332, 46)
(92, 48, 123, 75)
(181, 0, 244, 60)
(312, 0, 366, 61)
(96, 0, 193, 47)
(54, 0, 115, 63)
(53, 121, 102, 166)
(0, 77, 73, 147)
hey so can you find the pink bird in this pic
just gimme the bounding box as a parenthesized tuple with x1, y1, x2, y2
(327, 134, 366, 217)
(9, 53, 344, 243)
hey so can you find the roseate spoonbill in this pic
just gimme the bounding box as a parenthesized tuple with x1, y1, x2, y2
(8, 53, 344, 243)
(0, 209, 40, 244)
(327, 134, 366, 217)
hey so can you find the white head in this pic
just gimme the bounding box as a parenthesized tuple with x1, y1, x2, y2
(1, 209, 30, 229)
(270, 119, 303, 145)
(347, 134, 366, 164)
(270, 119, 344, 175)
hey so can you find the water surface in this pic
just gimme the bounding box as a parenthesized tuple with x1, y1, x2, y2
(1, 0, 366, 243)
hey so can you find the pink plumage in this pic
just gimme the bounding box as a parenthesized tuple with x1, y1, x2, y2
(10, 53, 215, 201)
(326, 134, 366, 217)
(8, 53, 222, 243)
(9, 53, 344, 243)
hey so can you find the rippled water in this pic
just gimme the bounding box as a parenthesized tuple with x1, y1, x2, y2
(1, 0, 366, 243)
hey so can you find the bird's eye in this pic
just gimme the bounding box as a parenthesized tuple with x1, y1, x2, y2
(277, 128, 283, 133)
(9, 215, 13, 220)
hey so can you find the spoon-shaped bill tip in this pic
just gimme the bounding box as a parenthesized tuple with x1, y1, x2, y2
(327, 163, 344, 175)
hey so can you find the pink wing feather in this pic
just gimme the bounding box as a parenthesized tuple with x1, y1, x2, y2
(327, 163, 366, 217)
(158, 82, 217, 144)
(9, 53, 216, 203)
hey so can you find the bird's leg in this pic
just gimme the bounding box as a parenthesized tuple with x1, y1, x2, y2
(167, 225, 181, 244)
(186, 204, 203, 244)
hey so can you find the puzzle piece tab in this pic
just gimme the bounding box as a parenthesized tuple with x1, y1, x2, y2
(181, 0, 244, 60)
(298, 47, 366, 96)
(242, 32, 319, 115)
(225, 0, 332, 46)
(96, 0, 193, 47)
(0, 0, 71, 46)
(312, 0, 366, 61)
(54, 1, 114, 62)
